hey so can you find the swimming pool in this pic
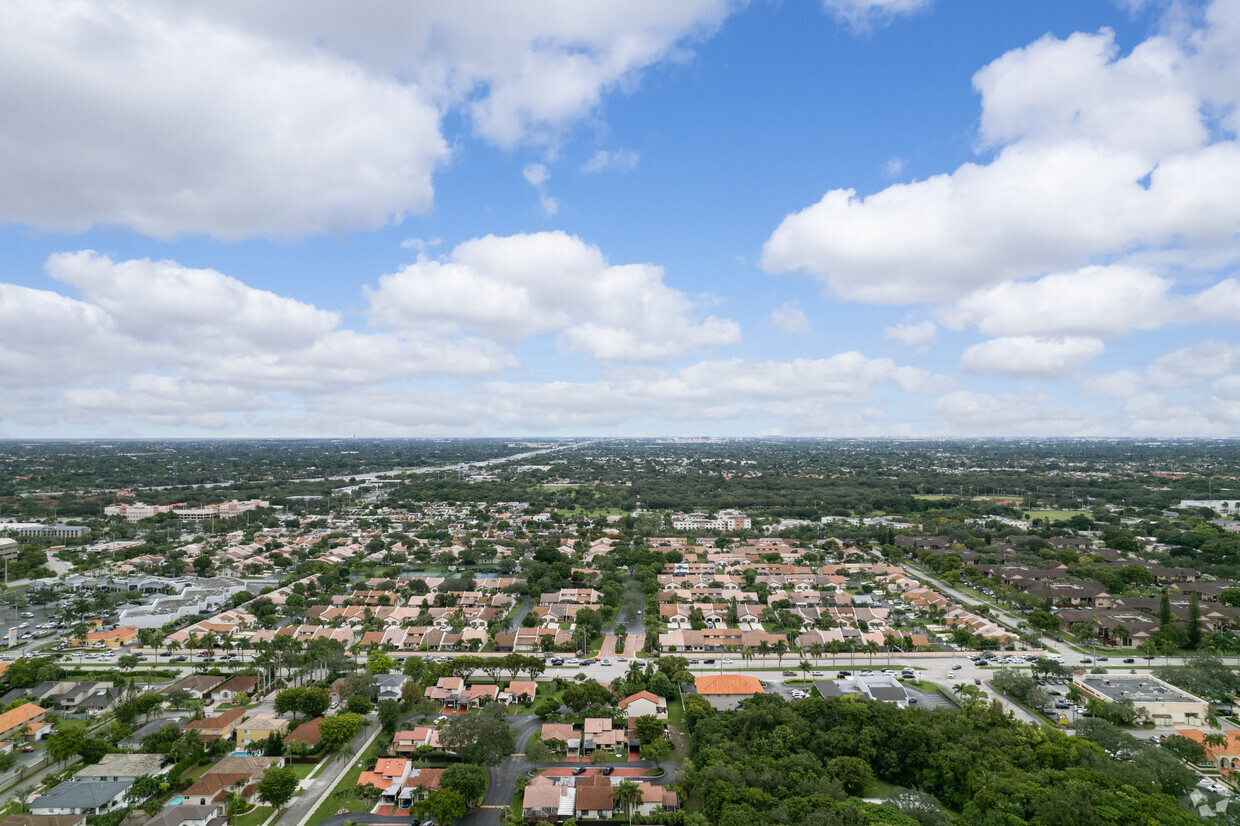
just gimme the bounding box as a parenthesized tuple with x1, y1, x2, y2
(164, 796, 184, 807)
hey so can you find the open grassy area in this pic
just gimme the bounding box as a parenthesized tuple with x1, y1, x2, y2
(307, 753, 370, 826)
(912, 494, 953, 501)
(235, 806, 274, 826)
(287, 761, 318, 779)
(667, 698, 684, 729)
(862, 778, 903, 800)
(181, 761, 214, 784)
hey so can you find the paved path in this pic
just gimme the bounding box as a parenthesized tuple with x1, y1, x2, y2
(281, 718, 384, 826)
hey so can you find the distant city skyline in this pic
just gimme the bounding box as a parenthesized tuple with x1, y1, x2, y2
(1, 0, 1237, 437)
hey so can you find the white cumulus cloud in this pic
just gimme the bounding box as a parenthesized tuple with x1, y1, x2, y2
(770, 302, 811, 335)
(761, 10, 1240, 305)
(582, 149, 641, 173)
(884, 320, 936, 347)
(0, 0, 739, 239)
(365, 231, 741, 362)
(959, 336, 1106, 380)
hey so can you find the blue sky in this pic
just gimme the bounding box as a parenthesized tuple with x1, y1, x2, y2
(1, 0, 1237, 437)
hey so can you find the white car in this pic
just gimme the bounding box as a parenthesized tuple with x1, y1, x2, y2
(722, 659, 734, 665)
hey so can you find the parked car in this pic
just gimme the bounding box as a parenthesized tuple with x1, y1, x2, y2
(20, 745, 35, 753)
(603, 767, 614, 776)
(572, 767, 587, 775)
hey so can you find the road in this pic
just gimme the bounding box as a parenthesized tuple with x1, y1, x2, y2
(279, 713, 386, 826)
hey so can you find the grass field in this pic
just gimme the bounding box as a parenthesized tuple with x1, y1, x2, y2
(235, 807, 274, 826)
(288, 761, 318, 779)
(912, 494, 953, 501)
(306, 754, 369, 826)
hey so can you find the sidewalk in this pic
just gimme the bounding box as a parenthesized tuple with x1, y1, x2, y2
(286, 722, 384, 826)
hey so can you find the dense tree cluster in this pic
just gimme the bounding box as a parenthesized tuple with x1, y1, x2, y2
(682, 693, 1200, 826)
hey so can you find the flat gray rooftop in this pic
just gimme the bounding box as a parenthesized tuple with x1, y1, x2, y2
(1080, 677, 1200, 704)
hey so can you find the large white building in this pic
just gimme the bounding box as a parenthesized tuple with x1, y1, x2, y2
(671, 509, 751, 532)
(1178, 500, 1240, 516)
(105, 499, 270, 523)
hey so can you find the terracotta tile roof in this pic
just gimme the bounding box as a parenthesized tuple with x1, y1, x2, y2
(0, 703, 46, 736)
(286, 716, 322, 745)
(694, 674, 764, 695)
(619, 690, 663, 708)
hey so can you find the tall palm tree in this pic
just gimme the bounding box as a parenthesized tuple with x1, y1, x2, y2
(187, 631, 200, 662)
(799, 659, 812, 683)
(613, 780, 643, 826)
(808, 642, 824, 666)
(865, 639, 880, 665)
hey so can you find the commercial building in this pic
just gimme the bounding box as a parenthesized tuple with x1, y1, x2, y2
(1074, 675, 1208, 726)
(14, 525, 89, 540)
(671, 510, 751, 532)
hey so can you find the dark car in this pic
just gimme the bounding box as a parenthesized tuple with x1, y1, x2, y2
(1097, 656, 1108, 661)
(603, 767, 614, 776)
(1081, 657, 1092, 664)
(837, 671, 851, 678)
(951, 664, 962, 670)
(572, 767, 587, 776)
(1123, 658, 1135, 664)
(174, 655, 187, 662)
(702, 659, 716, 665)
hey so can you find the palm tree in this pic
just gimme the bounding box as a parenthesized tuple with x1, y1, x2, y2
(613, 780, 643, 826)
(865, 639, 880, 665)
(773, 640, 788, 668)
(757, 640, 770, 664)
(187, 631, 200, 662)
(1205, 732, 1229, 752)
(166, 638, 181, 662)
(808, 642, 824, 666)
(12, 786, 33, 814)
(799, 659, 812, 683)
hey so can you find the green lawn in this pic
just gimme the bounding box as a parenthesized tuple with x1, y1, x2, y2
(235, 806, 274, 826)
(181, 761, 214, 784)
(667, 700, 684, 729)
(287, 761, 318, 779)
(912, 494, 953, 501)
(306, 754, 372, 826)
